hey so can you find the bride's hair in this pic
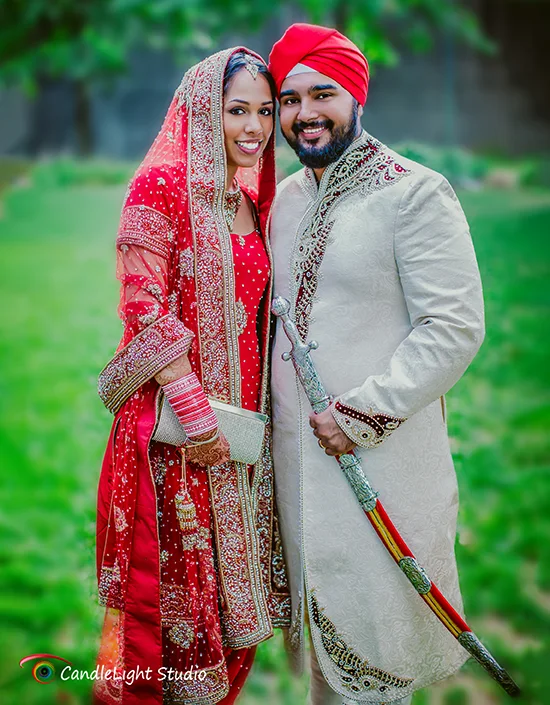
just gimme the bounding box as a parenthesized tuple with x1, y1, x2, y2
(223, 51, 276, 102)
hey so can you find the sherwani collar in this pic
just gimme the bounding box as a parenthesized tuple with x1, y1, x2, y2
(301, 130, 372, 198)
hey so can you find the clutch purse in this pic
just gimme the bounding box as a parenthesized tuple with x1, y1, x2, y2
(152, 395, 268, 465)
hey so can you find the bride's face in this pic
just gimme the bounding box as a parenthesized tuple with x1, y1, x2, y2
(223, 68, 274, 171)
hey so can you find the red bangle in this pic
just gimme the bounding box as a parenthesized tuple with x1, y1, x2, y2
(162, 373, 218, 438)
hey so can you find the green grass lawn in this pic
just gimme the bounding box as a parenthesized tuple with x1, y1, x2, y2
(0, 178, 549, 705)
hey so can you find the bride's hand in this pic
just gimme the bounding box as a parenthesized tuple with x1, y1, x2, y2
(185, 431, 231, 467)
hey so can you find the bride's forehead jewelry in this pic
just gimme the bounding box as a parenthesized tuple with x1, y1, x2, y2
(244, 55, 259, 80)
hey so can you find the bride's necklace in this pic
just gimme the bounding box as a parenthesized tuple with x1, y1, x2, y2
(225, 181, 258, 246)
(224, 182, 242, 232)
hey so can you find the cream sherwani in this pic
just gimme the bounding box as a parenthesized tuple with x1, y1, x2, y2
(270, 132, 485, 703)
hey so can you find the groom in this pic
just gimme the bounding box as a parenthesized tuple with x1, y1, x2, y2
(268, 23, 485, 705)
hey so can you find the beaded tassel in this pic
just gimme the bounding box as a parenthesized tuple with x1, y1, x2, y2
(174, 450, 199, 551)
(175, 484, 198, 533)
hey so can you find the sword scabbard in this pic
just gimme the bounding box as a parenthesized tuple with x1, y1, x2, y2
(272, 296, 520, 698)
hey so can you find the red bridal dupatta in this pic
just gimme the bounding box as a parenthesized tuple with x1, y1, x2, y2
(94, 48, 290, 705)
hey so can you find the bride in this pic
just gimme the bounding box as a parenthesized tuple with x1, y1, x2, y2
(94, 48, 289, 705)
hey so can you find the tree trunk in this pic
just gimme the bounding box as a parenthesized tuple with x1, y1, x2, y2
(334, 1, 349, 33)
(74, 79, 93, 156)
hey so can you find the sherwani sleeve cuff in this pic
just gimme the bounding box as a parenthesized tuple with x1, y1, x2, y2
(331, 399, 406, 448)
(98, 314, 194, 413)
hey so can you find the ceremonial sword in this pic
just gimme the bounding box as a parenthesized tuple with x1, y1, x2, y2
(272, 296, 520, 698)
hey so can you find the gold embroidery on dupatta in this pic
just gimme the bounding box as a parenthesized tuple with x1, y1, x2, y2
(186, 48, 239, 404)
(113, 505, 128, 533)
(253, 420, 291, 626)
(168, 622, 195, 649)
(178, 247, 194, 278)
(159, 572, 198, 652)
(98, 314, 193, 413)
(177, 48, 289, 648)
(160, 581, 229, 703)
(117, 204, 174, 259)
(98, 561, 122, 609)
(163, 659, 229, 704)
(160, 582, 193, 624)
(249, 199, 290, 626)
(94, 608, 126, 705)
(183, 48, 279, 647)
(208, 461, 273, 647)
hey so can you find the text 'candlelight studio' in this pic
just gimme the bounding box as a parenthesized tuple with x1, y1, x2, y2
(59, 665, 208, 685)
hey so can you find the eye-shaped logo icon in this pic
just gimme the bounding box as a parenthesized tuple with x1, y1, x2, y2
(19, 653, 72, 684)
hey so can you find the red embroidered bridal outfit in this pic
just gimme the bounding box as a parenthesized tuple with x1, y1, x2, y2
(93, 48, 290, 705)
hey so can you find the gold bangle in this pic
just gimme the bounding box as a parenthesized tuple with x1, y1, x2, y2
(185, 430, 220, 447)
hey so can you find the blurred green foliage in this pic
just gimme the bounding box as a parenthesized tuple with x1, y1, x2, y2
(392, 142, 490, 187)
(295, 0, 493, 66)
(0, 1, 491, 89)
(31, 158, 137, 188)
(0, 157, 32, 196)
(0, 1, 492, 154)
(0, 163, 549, 704)
(0, 0, 218, 90)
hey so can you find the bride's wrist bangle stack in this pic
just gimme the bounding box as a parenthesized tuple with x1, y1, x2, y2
(162, 373, 218, 440)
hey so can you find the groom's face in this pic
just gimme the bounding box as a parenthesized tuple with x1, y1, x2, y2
(278, 71, 362, 169)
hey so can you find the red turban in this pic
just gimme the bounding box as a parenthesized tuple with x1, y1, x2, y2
(268, 23, 369, 106)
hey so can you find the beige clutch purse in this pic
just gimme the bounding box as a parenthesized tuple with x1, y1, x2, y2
(152, 395, 268, 465)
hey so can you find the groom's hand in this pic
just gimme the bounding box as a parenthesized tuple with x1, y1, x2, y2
(309, 406, 356, 456)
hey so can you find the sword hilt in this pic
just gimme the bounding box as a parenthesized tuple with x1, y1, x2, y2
(272, 296, 328, 413)
(272, 296, 318, 355)
(282, 339, 318, 361)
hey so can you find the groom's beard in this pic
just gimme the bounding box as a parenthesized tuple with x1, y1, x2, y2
(283, 103, 360, 169)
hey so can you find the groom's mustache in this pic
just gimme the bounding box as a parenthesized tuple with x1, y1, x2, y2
(291, 119, 334, 137)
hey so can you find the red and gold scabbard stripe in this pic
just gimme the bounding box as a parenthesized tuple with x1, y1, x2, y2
(367, 500, 470, 638)
(364, 499, 520, 696)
